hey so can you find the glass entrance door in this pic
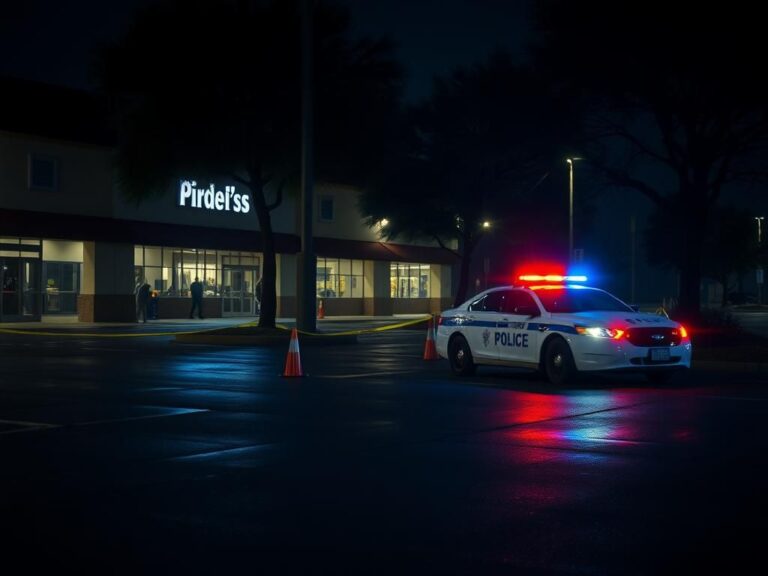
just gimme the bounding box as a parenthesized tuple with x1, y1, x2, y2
(1, 258, 41, 321)
(222, 266, 260, 316)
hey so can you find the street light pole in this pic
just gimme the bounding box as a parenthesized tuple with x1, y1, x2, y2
(297, 0, 316, 332)
(567, 158, 580, 263)
(757, 216, 765, 305)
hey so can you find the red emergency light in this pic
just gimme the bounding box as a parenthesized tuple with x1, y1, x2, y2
(518, 274, 588, 283)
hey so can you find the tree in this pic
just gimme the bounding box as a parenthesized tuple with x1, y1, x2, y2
(359, 52, 576, 305)
(99, 0, 402, 327)
(645, 204, 759, 306)
(533, 0, 768, 320)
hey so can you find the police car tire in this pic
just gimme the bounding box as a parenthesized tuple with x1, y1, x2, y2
(543, 337, 577, 385)
(449, 335, 476, 376)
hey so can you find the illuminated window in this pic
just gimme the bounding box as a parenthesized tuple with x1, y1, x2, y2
(134, 245, 261, 298)
(316, 257, 364, 298)
(390, 263, 430, 298)
(42, 262, 81, 314)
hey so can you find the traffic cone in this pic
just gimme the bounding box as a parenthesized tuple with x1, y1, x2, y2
(282, 328, 304, 377)
(318, 299, 325, 319)
(423, 316, 439, 360)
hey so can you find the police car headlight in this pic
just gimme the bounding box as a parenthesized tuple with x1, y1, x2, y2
(576, 326, 625, 339)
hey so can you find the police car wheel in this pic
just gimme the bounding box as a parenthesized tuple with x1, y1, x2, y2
(449, 335, 476, 376)
(543, 337, 577, 385)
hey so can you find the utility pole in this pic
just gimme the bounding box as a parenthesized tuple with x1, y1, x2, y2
(630, 215, 636, 304)
(756, 217, 765, 305)
(566, 158, 581, 263)
(296, 0, 316, 332)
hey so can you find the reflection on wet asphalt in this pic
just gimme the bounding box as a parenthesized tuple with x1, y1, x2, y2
(1, 330, 767, 574)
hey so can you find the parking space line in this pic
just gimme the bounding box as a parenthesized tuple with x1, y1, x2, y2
(0, 419, 59, 435)
(316, 370, 418, 379)
(72, 408, 209, 428)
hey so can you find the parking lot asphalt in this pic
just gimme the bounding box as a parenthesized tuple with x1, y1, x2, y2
(2, 326, 768, 574)
(5, 313, 765, 371)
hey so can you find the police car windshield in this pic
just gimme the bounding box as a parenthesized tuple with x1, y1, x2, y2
(534, 288, 633, 313)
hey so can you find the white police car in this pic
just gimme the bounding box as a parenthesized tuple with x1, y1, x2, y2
(435, 275, 692, 384)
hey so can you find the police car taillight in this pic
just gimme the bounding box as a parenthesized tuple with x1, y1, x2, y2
(437, 315, 443, 326)
(679, 325, 688, 339)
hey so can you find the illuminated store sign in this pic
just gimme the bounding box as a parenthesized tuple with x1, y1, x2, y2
(178, 180, 251, 214)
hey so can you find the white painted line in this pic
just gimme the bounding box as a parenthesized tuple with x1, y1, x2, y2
(171, 443, 274, 462)
(316, 370, 417, 379)
(72, 408, 209, 428)
(0, 418, 59, 435)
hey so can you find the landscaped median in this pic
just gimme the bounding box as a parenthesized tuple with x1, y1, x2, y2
(173, 316, 433, 346)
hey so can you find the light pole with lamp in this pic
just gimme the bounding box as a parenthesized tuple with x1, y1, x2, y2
(566, 158, 581, 263)
(756, 216, 765, 304)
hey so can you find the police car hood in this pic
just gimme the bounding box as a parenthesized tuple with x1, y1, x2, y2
(549, 311, 679, 329)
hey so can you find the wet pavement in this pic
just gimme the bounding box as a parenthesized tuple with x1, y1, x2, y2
(1, 329, 767, 574)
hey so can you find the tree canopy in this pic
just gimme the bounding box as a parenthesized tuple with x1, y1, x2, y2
(99, 0, 402, 326)
(533, 0, 768, 318)
(359, 52, 577, 304)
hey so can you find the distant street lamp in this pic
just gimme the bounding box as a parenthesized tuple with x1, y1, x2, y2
(482, 220, 491, 229)
(566, 158, 582, 262)
(756, 216, 765, 244)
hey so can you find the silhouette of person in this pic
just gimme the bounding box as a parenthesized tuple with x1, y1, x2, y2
(190, 276, 204, 319)
(136, 282, 151, 323)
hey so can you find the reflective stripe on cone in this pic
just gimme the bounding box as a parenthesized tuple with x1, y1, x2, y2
(423, 316, 439, 361)
(282, 328, 304, 377)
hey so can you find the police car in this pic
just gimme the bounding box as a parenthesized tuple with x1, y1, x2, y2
(435, 275, 692, 384)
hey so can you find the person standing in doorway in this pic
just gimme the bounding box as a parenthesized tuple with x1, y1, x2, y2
(190, 276, 204, 319)
(136, 281, 150, 323)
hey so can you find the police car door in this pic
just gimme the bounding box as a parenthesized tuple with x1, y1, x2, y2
(464, 290, 504, 362)
(496, 289, 541, 366)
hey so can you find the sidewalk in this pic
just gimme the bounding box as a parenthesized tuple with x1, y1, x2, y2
(0, 315, 432, 344)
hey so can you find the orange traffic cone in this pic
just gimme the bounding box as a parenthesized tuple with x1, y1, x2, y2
(318, 299, 325, 319)
(423, 316, 439, 360)
(282, 328, 304, 377)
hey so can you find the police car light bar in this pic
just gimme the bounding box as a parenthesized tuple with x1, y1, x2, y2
(518, 274, 588, 283)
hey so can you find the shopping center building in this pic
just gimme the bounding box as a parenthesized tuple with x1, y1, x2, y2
(0, 79, 456, 323)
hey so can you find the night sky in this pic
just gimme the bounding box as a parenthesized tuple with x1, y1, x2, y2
(2, 0, 764, 303)
(0, 0, 531, 102)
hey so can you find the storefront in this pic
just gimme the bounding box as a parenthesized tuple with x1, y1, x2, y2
(0, 79, 457, 323)
(0, 225, 455, 323)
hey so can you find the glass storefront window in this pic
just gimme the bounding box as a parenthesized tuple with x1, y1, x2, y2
(316, 257, 365, 298)
(42, 262, 81, 314)
(390, 263, 431, 298)
(135, 245, 260, 300)
(1, 238, 42, 320)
